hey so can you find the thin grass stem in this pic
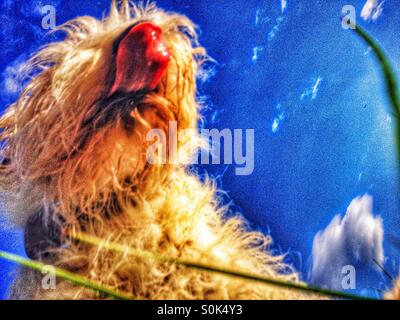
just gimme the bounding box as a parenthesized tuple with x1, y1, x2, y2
(73, 232, 376, 300)
(0, 250, 134, 300)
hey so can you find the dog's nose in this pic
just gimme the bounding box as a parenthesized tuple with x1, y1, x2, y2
(109, 22, 171, 96)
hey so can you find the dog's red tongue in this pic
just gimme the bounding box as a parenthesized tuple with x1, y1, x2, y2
(109, 22, 171, 96)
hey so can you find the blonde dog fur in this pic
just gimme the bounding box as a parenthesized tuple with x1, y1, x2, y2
(0, 1, 309, 300)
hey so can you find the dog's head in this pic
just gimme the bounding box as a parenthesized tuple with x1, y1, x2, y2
(0, 1, 206, 225)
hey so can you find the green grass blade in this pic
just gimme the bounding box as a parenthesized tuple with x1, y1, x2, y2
(74, 232, 376, 300)
(0, 250, 134, 300)
(351, 21, 400, 161)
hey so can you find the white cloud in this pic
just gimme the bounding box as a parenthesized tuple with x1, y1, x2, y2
(281, 0, 287, 13)
(1, 57, 27, 96)
(310, 194, 384, 289)
(255, 9, 268, 27)
(300, 77, 323, 101)
(361, 0, 385, 21)
(271, 104, 285, 134)
(272, 118, 280, 133)
(311, 77, 322, 99)
(267, 16, 287, 42)
(252, 46, 264, 63)
(272, 112, 285, 134)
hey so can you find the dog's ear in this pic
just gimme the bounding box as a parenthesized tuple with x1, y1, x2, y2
(109, 22, 171, 96)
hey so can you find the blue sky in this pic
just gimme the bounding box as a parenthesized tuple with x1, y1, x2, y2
(1, 0, 399, 299)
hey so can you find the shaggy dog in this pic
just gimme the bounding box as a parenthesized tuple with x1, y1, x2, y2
(0, 1, 307, 299)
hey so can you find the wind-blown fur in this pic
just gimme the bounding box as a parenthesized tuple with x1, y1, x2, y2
(386, 278, 400, 300)
(0, 1, 308, 299)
